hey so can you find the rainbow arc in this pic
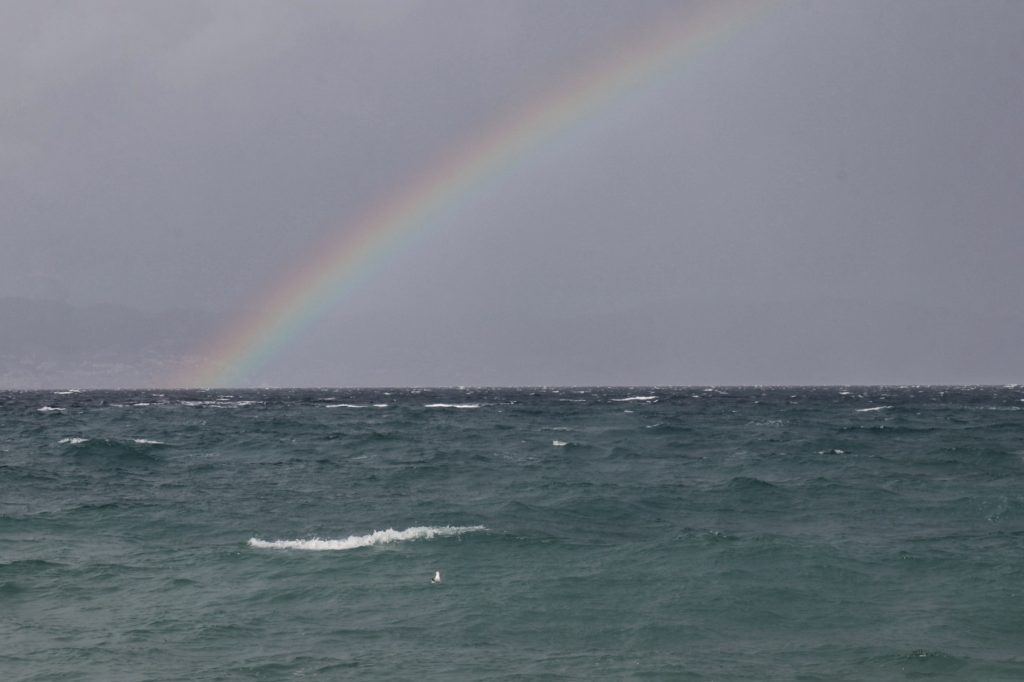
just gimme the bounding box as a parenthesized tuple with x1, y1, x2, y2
(178, 0, 774, 387)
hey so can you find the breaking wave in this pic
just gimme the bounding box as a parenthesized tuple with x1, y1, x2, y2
(59, 437, 166, 446)
(247, 525, 486, 551)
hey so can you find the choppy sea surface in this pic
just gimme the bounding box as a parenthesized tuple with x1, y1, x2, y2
(2, 386, 1023, 681)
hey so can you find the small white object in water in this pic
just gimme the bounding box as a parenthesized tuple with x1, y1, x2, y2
(431, 570, 442, 584)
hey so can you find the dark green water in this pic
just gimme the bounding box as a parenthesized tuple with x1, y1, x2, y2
(2, 386, 1023, 680)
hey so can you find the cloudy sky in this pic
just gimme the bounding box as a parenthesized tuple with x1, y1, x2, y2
(2, 0, 1022, 388)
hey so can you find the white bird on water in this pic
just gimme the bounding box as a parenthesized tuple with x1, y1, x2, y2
(431, 570, 442, 584)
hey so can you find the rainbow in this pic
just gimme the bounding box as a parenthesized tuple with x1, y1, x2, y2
(178, 0, 775, 387)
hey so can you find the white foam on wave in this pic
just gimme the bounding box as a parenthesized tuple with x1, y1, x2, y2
(552, 440, 568, 447)
(37, 406, 65, 413)
(180, 399, 262, 409)
(856, 406, 892, 412)
(424, 403, 481, 409)
(132, 439, 165, 445)
(325, 403, 389, 409)
(248, 525, 485, 551)
(53, 389, 80, 395)
(59, 437, 89, 444)
(610, 396, 656, 402)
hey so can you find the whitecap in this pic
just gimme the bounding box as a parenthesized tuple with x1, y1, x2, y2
(132, 439, 166, 445)
(180, 399, 260, 409)
(552, 440, 568, 447)
(424, 403, 481, 409)
(59, 437, 89, 444)
(37, 406, 65, 413)
(855, 406, 892, 412)
(53, 389, 80, 395)
(749, 419, 784, 427)
(610, 396, 657, 402)
(248, 525, 485, 551)
(325, 403, 388, 409)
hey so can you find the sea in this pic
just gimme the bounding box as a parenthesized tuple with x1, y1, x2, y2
(2, 386, 1022, 681)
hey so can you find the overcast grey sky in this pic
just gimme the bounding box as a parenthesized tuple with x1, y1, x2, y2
(2, 0, 1023, 388)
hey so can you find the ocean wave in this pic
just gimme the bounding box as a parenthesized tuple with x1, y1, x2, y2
(424, 403, 481, 409)
(59, 436, 168, 461)
(856, 406, 892, 412)
(60, 436, 166, 447)
(324, 403, 388, 409)
(610, 396, 657, 402)
(248, 525, 485, 551)
(180, 399, 263, 409)
(37, 406, 65, 413)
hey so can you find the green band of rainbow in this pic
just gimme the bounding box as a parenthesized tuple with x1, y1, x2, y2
(178, 0, 775, 387)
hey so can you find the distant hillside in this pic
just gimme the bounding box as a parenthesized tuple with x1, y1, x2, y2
(0, 297, 218, 388)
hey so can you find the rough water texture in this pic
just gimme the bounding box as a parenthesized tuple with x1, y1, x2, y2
(2, 386, 1022, 680)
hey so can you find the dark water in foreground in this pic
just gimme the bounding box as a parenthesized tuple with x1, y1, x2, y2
(2, 386, 1023, 680)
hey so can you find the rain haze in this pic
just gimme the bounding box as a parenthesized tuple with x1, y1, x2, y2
(2, 0, 1022, 388)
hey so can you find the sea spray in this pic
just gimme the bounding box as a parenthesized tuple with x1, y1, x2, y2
(248, 525, 486, 551)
